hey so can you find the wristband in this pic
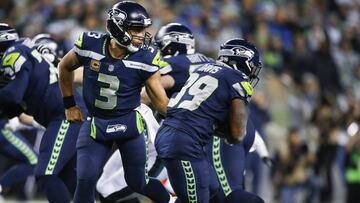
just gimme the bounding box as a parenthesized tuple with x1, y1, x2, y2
(63, 95, 76, 109)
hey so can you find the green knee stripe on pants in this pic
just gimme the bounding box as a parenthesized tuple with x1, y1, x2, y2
(136, 111, 144, 134)
(45, 120, 70, 175)
(90, 117, 96, 139)
(136, 111, 149, 184)
(141, 115, 150, 184)
(212, 137, 232, 196)
(1, 128, 38, 165)
(181, 160, 197, 203)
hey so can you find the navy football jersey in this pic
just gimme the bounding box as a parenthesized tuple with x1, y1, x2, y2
(163, 61, 254, 147)
(159, 53, 213, 97)
(73, 32, 161, 118)
(0, 39, 83, 127)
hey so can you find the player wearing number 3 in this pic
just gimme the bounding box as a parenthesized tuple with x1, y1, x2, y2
(155, 38, 262, 203)
(58, 1, 169, 203)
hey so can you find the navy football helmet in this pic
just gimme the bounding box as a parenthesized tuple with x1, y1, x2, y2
(218, 38, 262, 87)
(0, 23, 19, 59)
(32, 33, 64, 66)
(106, 1, 152, 53)
(154, 23, 195, 56)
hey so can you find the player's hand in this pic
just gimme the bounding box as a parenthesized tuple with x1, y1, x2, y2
(65, 106, 84, 122)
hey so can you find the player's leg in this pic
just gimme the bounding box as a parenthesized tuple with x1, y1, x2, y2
(35, 120, 80, 203)
(210, 137, 265, 203)
(0, 128, 38, 190)
(117, 132, 169, 203)
(97, 145, 163, 203)
(74, 119, 112, 203)
(164, 158, 214, 203)
(59, 153, 77, 195)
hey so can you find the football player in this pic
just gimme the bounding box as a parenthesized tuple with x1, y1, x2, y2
(155, 38, 262, 203)
(0, 24, 85, 203)
(206, 40, 265, 203)
(58, 1, 169, 203)
(95, 23, 213, 203)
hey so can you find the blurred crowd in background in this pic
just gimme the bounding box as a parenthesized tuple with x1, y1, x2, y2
(1, 0, 360, 202)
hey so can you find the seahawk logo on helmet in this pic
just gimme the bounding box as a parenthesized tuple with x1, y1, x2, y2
(108, 9, 127, 25)
(218, 38, 262, 87)
(232, 47, 254, 58)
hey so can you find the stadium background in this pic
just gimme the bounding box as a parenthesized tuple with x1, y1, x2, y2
(0, 0, 359, 202)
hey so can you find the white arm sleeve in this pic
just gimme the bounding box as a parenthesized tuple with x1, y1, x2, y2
(249, 130, 270, 158)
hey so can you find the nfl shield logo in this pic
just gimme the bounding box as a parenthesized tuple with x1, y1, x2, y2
(108, 64, 114, 72)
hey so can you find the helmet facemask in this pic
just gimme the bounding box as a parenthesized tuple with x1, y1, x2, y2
(126, 26, 152, 52)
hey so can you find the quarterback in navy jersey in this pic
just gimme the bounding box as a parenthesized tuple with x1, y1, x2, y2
(155, 37, 262, 203)
(58, 1, 169, 203)
(0, 24, 85, 203)
(96, 23, 215, 203)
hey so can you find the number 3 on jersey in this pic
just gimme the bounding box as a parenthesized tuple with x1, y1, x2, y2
(95, 73, 120, 110)
(168, 73, 218, 111)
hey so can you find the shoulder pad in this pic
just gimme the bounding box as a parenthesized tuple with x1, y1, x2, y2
(132, 47, 161, 66)
(230, 71, 254, 97)
(73, 31, 107, 61)
(1, 48, 27, 80)
(74, 31, 107, 50)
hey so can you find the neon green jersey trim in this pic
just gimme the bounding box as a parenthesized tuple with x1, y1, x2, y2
(2, 52, 20, 68)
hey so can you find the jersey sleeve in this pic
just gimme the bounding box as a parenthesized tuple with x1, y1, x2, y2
(227, 71, 253, 103)
(73, 32, 105, 64)
(135, 48, 160, 81)
(159, 59, 172, 75)
(159, 56, 183, 76)
(1, 47, 32, 82)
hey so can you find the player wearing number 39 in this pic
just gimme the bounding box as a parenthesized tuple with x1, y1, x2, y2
(0, 24, 86, 203)
(155, 38, 262, 203)
(58, 1, 169, 203)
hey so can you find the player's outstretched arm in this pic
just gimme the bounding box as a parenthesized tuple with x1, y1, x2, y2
(141, 74, 174, 105)
(58, 49, 84, 122)
(145, 71, 169, 115)
(228, 98, 248, 144)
